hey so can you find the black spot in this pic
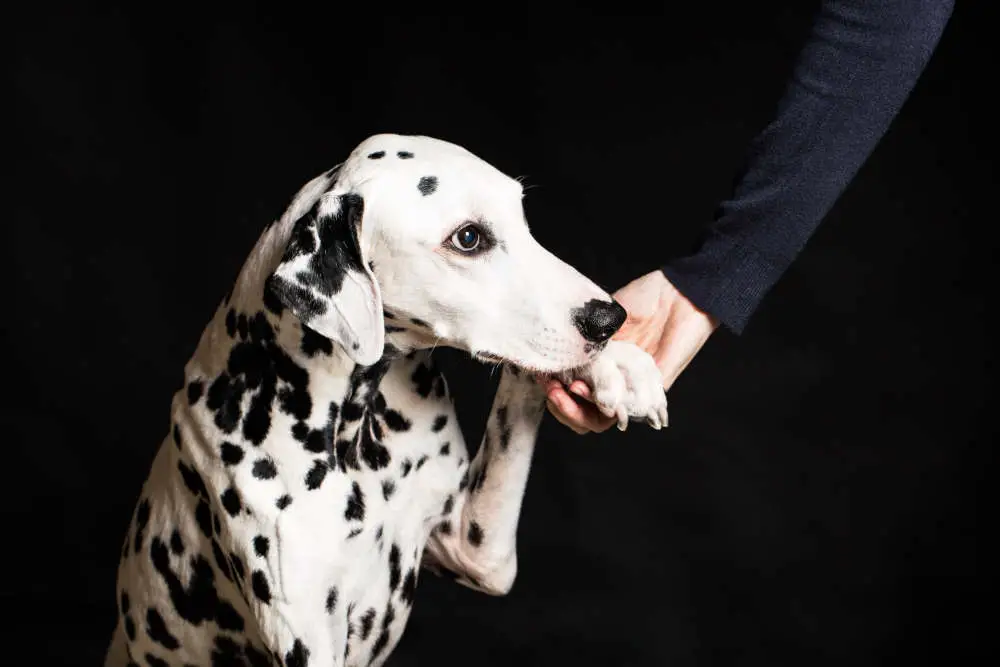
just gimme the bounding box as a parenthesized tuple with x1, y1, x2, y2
(400, 459, 413, 477)
(368, 150, 385, 159)
(383, 409, 411, 432)
(388, 544, 402, 591)
(497, 406, 512, 450)
(400, 568, 417, 605)
(248, 312, 275, 344)
(437, 520, 452, 536)
(416, 454, 429, 470)
(411, 362, 436, 398)
(347, 527, 363, 539)
(145, 653, 169, 667)
(124, 615, 136, 640)
(237, 313, 249, 339)
(305, 459, 329, 490)
(133, 498, 151, 554)
(470, 459, 488, 492)
(252, 457, 278, 480)
(359, 608, 376, 639)
(360, 415, 391, 470)
(253, 535, 269, 558)
(325, 587, 338, 614)
(397, 150, 414, 159)
(212, 539, 234, 582)
(220, 442, 244, 465)
(262, 276, 286, 315)
(371, 604, 396, 660)
(172, 424, 182, 450)
(285, 639, 310, 667)
(468, 521, 484, 547)
(120, 591, 130, 615)
(345, 482, 365, 521)
(145, 607, 180, 650)
(442, 495, 454, 516)
(169, 529, 184, 555)
(149, 536, 245, 632)
(341, 401, 363, 422)
(178, 461, 208, 499)
(206, 372, 246, 434)
(251, 570, 272, 604)
(381, 479, 395, 501)
(225, 309, 237, 337)
(301, 325, 333, 357)
(458, 468, 470, 491)
(245, 643, 272, 667)
(417, 175, 438, 196)
(439, 442, 451, 456)
(187, 380, 204, 405)
(242, 392, 273, 446)
(276, 494, 292, 510)
(431, 415, 448, 433)
(211, 635, 269, 667)
(213, 512, 222, 535)
(221, 487, 242, 517)
(195, 500, 213, 538)
(230, 552, 246, 580)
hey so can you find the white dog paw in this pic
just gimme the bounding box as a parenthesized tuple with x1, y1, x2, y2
(560, 341, 669, 432)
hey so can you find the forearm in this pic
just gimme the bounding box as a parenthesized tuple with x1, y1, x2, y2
(663, 0, 954, 334)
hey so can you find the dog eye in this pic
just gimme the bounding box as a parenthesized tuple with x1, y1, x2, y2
(450, 225, 481, 252)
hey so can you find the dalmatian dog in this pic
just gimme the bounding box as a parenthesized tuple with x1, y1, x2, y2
(104, 134, 668, 667)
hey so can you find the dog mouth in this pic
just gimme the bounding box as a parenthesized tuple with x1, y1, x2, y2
(471, 343, 605, 378)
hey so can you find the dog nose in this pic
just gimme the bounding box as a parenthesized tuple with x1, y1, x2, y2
(572, 299, 627, 344)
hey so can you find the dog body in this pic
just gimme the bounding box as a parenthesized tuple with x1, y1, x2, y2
(105, 135, 667, 667)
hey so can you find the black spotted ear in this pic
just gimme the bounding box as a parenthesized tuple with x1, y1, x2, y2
(265, 192, 385, 365)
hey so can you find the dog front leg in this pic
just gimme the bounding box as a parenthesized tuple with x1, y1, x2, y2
(423, 365, 546, 595)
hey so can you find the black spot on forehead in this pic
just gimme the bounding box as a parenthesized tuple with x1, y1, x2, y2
(368, 150, 385, 159)
(417, 176, 438, 196)
(397, 150, 414, 159)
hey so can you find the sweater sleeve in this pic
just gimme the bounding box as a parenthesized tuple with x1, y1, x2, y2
(661, 0, 954, 334)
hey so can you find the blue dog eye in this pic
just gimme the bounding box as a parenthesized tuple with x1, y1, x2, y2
(452, 226, 480, 251)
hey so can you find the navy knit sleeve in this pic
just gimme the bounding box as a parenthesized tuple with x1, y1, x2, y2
(661, 0, 954, 334)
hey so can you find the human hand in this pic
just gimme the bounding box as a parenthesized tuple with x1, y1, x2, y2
(542, 270, 719, 434)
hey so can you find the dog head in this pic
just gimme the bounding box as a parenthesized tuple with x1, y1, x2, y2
(265, 134, 625, 373)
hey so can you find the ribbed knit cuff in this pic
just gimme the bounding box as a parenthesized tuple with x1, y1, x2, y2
(661, 239, 782, 336)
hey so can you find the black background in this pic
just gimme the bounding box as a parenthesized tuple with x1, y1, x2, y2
(8, 2, 992, 665)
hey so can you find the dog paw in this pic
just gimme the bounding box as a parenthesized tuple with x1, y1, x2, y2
(560, 341, 668, 432)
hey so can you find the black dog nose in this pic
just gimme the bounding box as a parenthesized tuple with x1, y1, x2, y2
(572, 299, 627, 344)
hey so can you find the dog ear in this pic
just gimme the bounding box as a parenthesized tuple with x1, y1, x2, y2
(264, 191, 385, 365)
